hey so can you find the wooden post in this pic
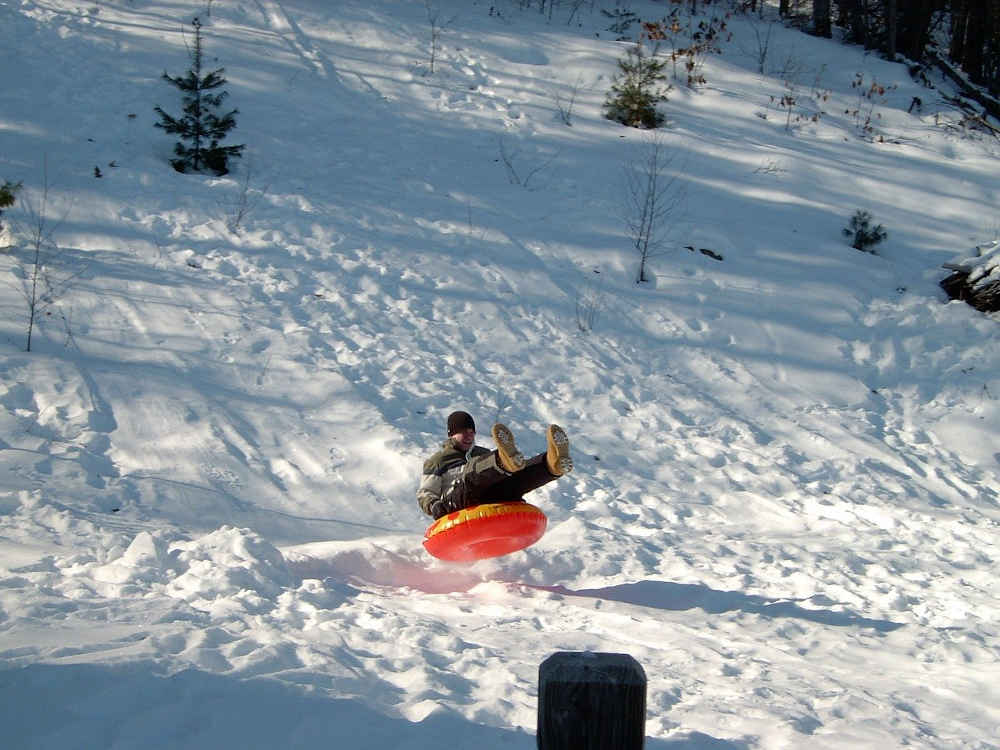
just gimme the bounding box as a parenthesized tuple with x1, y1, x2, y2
(537, 652, 646, 750)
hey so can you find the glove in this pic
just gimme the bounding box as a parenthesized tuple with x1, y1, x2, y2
(429, 499, 451, 520)
(430, 494, 466, 519)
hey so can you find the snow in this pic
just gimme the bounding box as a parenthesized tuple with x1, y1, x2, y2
(1, 0, 999, 747)
(950, 240, 1000, 291)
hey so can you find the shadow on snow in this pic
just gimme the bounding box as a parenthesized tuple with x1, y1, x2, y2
(546, 579, 904, 632)
(2, 661, 747, 749)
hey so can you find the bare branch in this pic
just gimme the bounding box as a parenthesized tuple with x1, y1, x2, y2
(553, 74, 586, 126)
(8, 158, 77, 352)
(622, 132, 687, 283)
(424, 1, 457, 75)
(220, 154, 269, 233)
(497, 136, 559, 189)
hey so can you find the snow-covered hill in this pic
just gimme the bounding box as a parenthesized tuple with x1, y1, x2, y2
(1, 1, 998, 747)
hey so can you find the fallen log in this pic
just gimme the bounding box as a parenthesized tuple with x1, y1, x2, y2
(940, 241, 1000, 314)
(927, 51, 1000, 127)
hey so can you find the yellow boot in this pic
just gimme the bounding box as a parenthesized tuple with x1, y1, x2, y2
(546, 424, 573, 476)
(492, 423, 525, 473)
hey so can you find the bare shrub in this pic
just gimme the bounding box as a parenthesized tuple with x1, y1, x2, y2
(622, 132, 686, 283)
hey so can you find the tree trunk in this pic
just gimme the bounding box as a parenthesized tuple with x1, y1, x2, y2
(990, 0, 1000, 96)
(894, 0, 934, 61)
(950, 1, 969, 64)
(836, 0, 866, 46)
(813, 0, 831, 38)
(964, 1, 988, 85)
(947, 0, 1000, 94)
(886, 0, 898, 59)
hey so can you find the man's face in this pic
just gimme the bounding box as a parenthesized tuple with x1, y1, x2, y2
(451, 428, 475, 452)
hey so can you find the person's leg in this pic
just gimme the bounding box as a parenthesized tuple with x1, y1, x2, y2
(442, 451, 511, 512)
(439, 426, 572, 513)
(476, 454, 558, 503)
(478, 425, 573, 502)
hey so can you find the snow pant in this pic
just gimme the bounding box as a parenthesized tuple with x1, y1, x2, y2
(441, 451, 557, 517)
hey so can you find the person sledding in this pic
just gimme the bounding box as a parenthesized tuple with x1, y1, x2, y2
(417, 411, 573, 520)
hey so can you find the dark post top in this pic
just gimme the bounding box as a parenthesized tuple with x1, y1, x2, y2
(538, 652, 647, 750)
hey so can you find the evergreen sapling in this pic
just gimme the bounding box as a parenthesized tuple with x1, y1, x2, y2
(0, 180, 22, 237)
(604, 42, 671, 129)
(154, 17, 244, 176)
(843, 209, 887, 253)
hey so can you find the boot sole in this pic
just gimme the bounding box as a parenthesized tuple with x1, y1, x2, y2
(547, 425, 573, 475)
(492, 423, 525, 472)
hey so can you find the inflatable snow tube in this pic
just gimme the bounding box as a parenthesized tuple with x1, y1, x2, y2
(423, 502, 547, 562)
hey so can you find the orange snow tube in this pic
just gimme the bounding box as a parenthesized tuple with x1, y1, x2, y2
(423, 502, 548, 562)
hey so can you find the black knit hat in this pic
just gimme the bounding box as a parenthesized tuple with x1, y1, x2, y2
(447, 410, 476, 435)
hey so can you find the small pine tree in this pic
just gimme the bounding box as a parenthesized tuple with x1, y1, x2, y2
(0, 179, 22, 237)
(843, 209, 887, 253)
(154, 17, 244, 176)
(604, 42, 671, 129)
(0, 180, 20, 209)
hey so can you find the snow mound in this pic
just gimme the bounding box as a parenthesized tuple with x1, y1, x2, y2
(165, 527, 292, 615)
(89, 531, 174, 585)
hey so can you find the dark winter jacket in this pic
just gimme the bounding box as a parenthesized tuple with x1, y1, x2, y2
(417, 439, 491, 516)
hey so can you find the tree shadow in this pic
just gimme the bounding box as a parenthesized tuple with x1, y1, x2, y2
(2, 661, 525, 749)
(543, 579, 904, 632)
(2, 661, 750, 749)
